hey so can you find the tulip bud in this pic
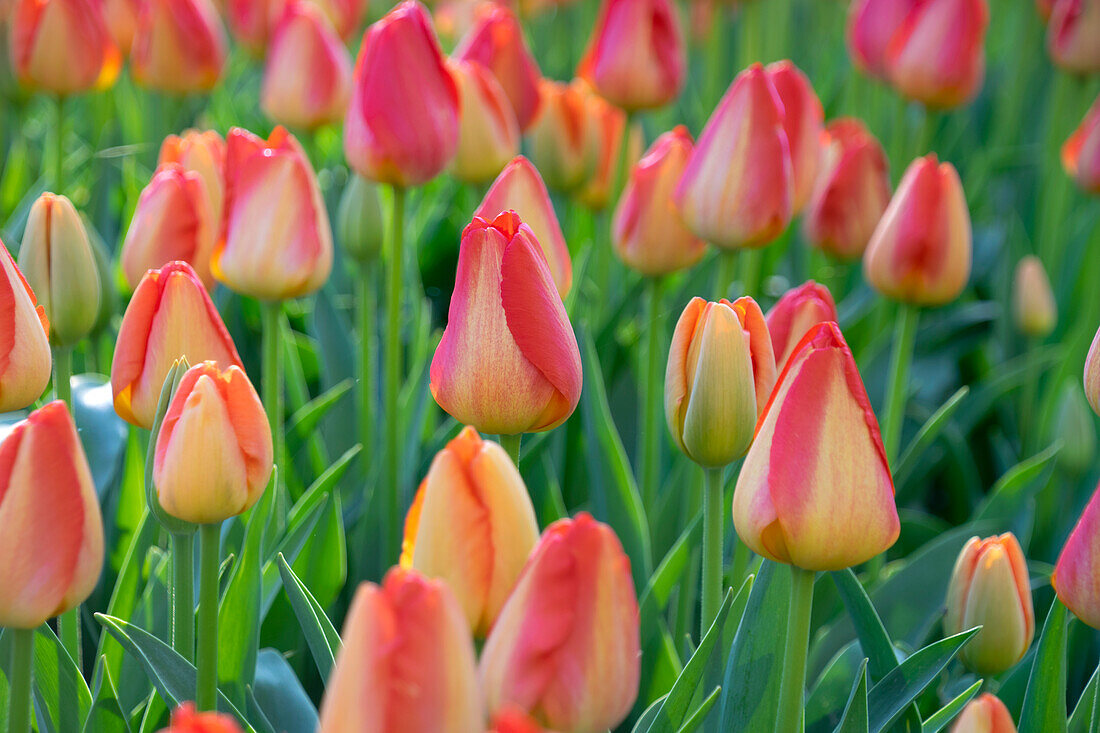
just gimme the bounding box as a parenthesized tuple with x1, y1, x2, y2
(577, 0, 686, 111)
(309, 0, 364, 39)
(489, 708, 546, 733)
(766, 281, 838, 371)
(336, 174, 384, 264)
(733, 322, 900, 570)
(318, 568, 484, 733)
(574, 87, 644, 211)
(0, 245, 51, 412)
(527, 79, 591, 192)
(480, 513, 640, 733)
(475, 156, 571, 297)
(261, 2, 352, 130)
(131, 0, 228, 93)
(1055, 382, 1096, 475)
(944, 533, 1034, 674)
(1047, 0, 1100, 74)
(1012, 256, 1057, 338)
(1087, 326, 1100, 416)
(454, 2, 542, 131)
(1037, 0, 1056, 20)
(805, 118, 892, 260)
(153, 362, 272, 524)
(214, 126, 333, 300)
(612, 126, 705, 276)
(676, 64, 793, 250)
(1054, 482, 1100, 629)
(159, 703, 244, 733)
(950, 694, 1017, 733)
(0, 401, 103, 628)
(863, 154, 972, 306)
(400, 426, 539, 636)
(1063, 95, 1100, 195)
(225, 0, 286, 53)
(666, 296, 777, 467)
(846, 0, 910, 79)
(431, 212, 582, 435)
(103, 0, 140, 55)
(18, 193, 101, 347)
(159, 129, 226, 228)
(767, 61, 823, 213)
(8, 0, 121, 94)
(344, 1, 459, 186)
(448, 58, 521, 185)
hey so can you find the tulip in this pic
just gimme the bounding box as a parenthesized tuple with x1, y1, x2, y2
(846, 0, 912, 79)
(121, 165, 217, 291)
(454, 2, 541, 131)
(577, 0, 686, 111)
(475, 156, 572, 297)
(310, 0, 364, 38)
(0, 245, 51, 412)
(766, 61, 823, 213)
(159, 703, 243, 733)
(1012, 256, 1057, 338)
(733, 322, 900, 570)
(153, 362, 273, 524)
(951, 694, 1017, 733)
(1047, 0, 1100, 74)
(612, 126, 705, 276)
(675, 64, 793, 250)
(448, 58, 521, 185)
(18, 192, 101, 347)
(804, 118, 892, 260)
(665, 296, 777, 467)
(336, 174, 384, 264)
(0, 401, 103, 629)
(1056, 382, 1096, 476)
(489, 709, 545, 733)
(1037, 0, 1056, 19)
(261, 2, 352, 130)
(131, 0, 228, 94)
(480, 513, 640, 733)
(159, 130, 226, 228)
(1054, 482, 1100, 629)
(944, 533, 1034, 674)
(112, 262, 243, 429)
(574, 87, 644, 211)
(225, 0, 280, 53)
(317, 567, 483, 733)
(527, 78, 591, 192)
(8, 0, 121, 94)
(103, 0, 141, 55)
(766, 281, 839, 371)
(213, 126, 334, 300)
(1087, 326, 1100, 416)
(863, 155, 972, 306)
(400, 426, 539, 636)
(430, 212, 582, 435)
(1063, 95, 1100, 195)
(344, 1, 459, 186)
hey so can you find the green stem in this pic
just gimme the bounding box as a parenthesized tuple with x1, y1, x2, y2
(1021, 336, 1039, 453)
(739, 248, 764, 299)
(701, 466, 725, 638)
(357, 261, 376, 474)
(610, 111, 635, 209)
(740, 0, 763, 68)
(171, 531, 195, 663)
(881, 304, 920, 462)
(716, 250, 737, 300)
(499, 433, 522, 467)
(261, 301, 284, 503)
(913, 104, 936, 160)
(775, 566, 814, 733)
(195, 522, 221, 711)
(383, 186, 407, 561)
(639, 277, 662, 509)
(54, 95, 65, 193)
(7, 627, 33, 733)
(53, 346, 72, 406)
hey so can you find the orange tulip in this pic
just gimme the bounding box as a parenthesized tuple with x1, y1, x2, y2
(8, 0, 120, 94)
(1063, 95, 1100, 195)
(0, 244, 51, 412)
(527, 79, 591, 193)
(309, 0, 364, 38)
(766, 60, 823, 213)
(159, 130, 226, 229)
(1054, 481, 1100, 628)
(103, 0, 140, 54)
(489, 708, 546, 733)
(1012, 256, 1056, 338)
(951, 694, 1017, 733)
(0, 401, 103, 629)
(448, 58, 521, 185)
(1047, 0, 1100, 74)
(225, 0, 281, 52)
(574, 86, 643, 211)
(131, 0, 227, 93)
(158, 703, 243, 733)
(765, 281, 838, 371)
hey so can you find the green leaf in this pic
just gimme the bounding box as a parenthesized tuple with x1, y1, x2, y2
(974, 442, 1062, 532)
(276, 553, 341, 683)
(250, 649, 318, 733)
(0, 624, 92, 733)
(218, 505, 265, 704)
(71, 375, 129, 499)
(833, 660, 869, 733)
(1018, 600, 1069, 733)
(640, 513, 702, 648)
(285, 379, 353, 453)
(290, 493, 347, 610)
(633, 695, 668, 733)
(676, 687, 721, 733)
(922, 680, 983, 733)
(894, 386, 968, 493)
(83, 656, 130, 733)
(1069, 662, 1100, 733)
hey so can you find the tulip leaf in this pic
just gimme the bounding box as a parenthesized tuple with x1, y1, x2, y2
(290, 492, 347, 610)
(893, 386, 968, 494)
(807, 642, 865, 731)
(1018, 600, 1069, 733)
(921, 679, 983, 733)
(71, 374, 129, 500)
(633, 695, 669, 733)
(973, 442, 1062, 541)
(832, 659, 869, 733)
(284, 378, 353, 459)
(82, 655, 130, 733)
(218, 499, 265, 705)
(640, 512, 702, 648)
(0, 624, 92, 733)
(675, 686, 721, 733)
(245, 688, 278, 733)
(249, 649, 318, 733)
(276, 553, 341, 683)
(1069, 662, 1100, 733)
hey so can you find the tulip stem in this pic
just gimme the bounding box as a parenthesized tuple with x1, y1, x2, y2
(611, 111, 635, 208)
(383, 185, 407, 562)
(196, 522, 220, 712)
(357, 261, 377, 477)
(500, 433, 522, 466)
(882, 303, 920, 462)
(716, 250, 736, 300)
(171, 531, 195, 663)
(701, 467, 725, 638)
(776, 566, 814, 733)
(740, 248, 763, 299)
(54, 95, 64, 192)
(7, 627, 33, 733)
(261, 301, 285, 505)
(53, 346, 72, 407)
(639, 277, 663, 509)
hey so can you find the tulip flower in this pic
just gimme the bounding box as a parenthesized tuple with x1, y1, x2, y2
(337, 174, 384, 264)
(0, 401, 103, 629)
(1054, 482, 1100, 629)
(0, 245, 51, 413)
(318, 568, 483, 733)
(213, 126, 333, 300)
(225, 0, 280, 53)
(675, 64, 793, 250)
(153, 362, 272, 524)
(1012, 256, 1057, 338)
(766, 61, 823, 213)
(400, 426, 539, 636)
(733, 322, 900, 570)
(344, 0, 459, 186)
(103, 0, 140, 55)
(612, 126, 705, 276)
(951, 694, 1017, 733)
(1047, 0, 1100, 74)
(863, 155, 972, 306)
(8, 0, 121, 94)
(159, 130, 226, 228)
(121, 165, 217, 291)
(131, 0, 228, 94)
(574, 89, 643, 211)
(1086, 327, 1100, 416)
(1037, 0, 1056, 19)
(448, 58, 521, 185)
(527, 79, 591, 192)
(18, 192, 101, 347)
(261, 2, 352, 130)
(489, 709, 545, 733)
(475, 156, 572, 297)
(766, 281, 839, 371)
(665, 296, 777, 467)
(431, 212, 582, 436)
(804, 118, 892, 260)
(577, 0, 686, 111)
(310, 0, 364, 39)
(944, 533, 1034, 674)
(112, 262, 243, 429)
(454, 2, 542, 131)
(1063, 95, 1100, 195)
(846, 0, 912, 79)
(159, 703, 243, 733)
(480, 513, 639, 733)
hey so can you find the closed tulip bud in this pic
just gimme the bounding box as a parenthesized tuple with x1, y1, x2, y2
(8, 0, 121, 94)
(18, 193, 101, 347)
(475, 156, 572, 297)
(159, 129, 226, 228)
(1037, 0, 1056, 20)
(1054, 482, 1100, 628)
(336, 174, 384, 264)
(666, 296, 777, 467)
(1087, 326, 1100, 416)
(1012, 256, 1056, 338)
(944, 533, 1034, 674)
(575, 89, 644, 211)
(1047, 0, 1100, 73)
(318, 568, 483, 733)
(309, 0, 364, 39)
(448, 58, 521, 185)
(733, 322, 900, 570)
(159, 703, 244, 733)
(951, 694, 1017, 733)
(613, 126, 705, 276)
(863, 155, 972, 306)
(846, 0, 910, 79)
(676, 64, 793, 250)
(345, 1, 459, 186)
(0, 401, 103, 628)
(805, 118, 892, 260)
(225, 0, 280, 53)
(112, 262, 243, 429)
(400, 426, 539, 636)
(153, 362, 272, 524)
(527, 79, 591, 192)
(0, 246, 51, 412)
(1063, 96, 1100, 195)
(103, 0, 140, 55)
(766, 281, 838, 371)
(131, 0, 227, 94)
(431, 212, 582, 435)
(577, 0, 686, 112)
(454, 2, 542, 131)
(767, 60, 823, 213)
(261, 3, 352, 130)
(480, 513, 639, 733)
(214, 126, 334, 300)
(1055, 383, 1096, 475)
